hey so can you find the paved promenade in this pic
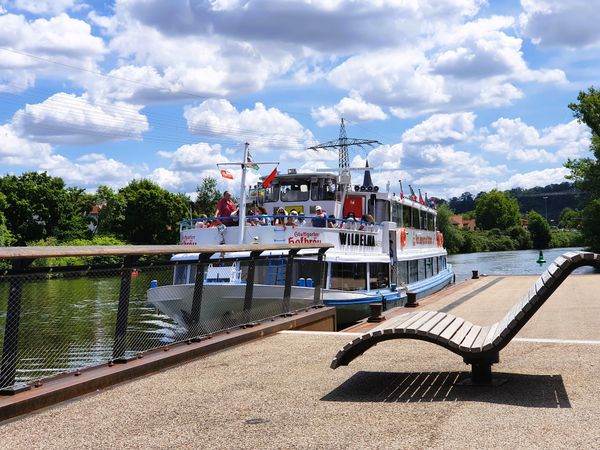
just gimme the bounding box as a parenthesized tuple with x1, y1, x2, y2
(3, 274, 600, 449)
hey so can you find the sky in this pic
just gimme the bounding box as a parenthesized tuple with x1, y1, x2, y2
(1, 0, 599, 201)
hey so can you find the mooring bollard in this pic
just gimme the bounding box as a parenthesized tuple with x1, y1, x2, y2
(405, 292, 419, 308)
(367, 303, 385, 322)
(472, 270, 479, 279)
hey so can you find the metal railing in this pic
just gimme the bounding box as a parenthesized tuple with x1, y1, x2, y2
(0, 243, 331, 394)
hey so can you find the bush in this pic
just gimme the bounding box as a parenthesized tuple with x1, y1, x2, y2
(29, 235, 128, 267)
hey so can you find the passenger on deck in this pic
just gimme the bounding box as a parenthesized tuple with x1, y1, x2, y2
(359, 214, 375, 231)
(195, 214, 208, 228)
(312, 206, 326, 228)
(327, 214, 337, 228)
(297, 213, 306, 227)
(287, 210, 299, 228)
(256, 205, 271, 226)
(341, 212, 356, 230)
(274, 207, 287, 228)
(247, 207, 258, 226)
(214, 191, 238, 226)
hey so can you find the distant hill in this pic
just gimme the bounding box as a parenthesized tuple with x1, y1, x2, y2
(447, 182, 587, 224)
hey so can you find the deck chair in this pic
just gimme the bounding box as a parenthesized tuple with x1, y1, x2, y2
(331, 251, 599, 384)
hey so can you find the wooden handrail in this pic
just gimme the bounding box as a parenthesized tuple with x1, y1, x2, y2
(0, 243, 333, 260)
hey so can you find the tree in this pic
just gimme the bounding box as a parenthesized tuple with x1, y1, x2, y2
(507, 225, 532, 250)
(565, 86, 600, 251)
(474, 190, 520, 231)
(448, 192, 475, 214)
(93, 185, 126, 237)
(435, 204, 464, 254)
(194, 177, 221, 217)
(0, 192, 14, 246)
(528, 210, 551, 249)
(117, 179, 190, 244)
(0, 172, 92, 245)
(558, 207, 582, 230)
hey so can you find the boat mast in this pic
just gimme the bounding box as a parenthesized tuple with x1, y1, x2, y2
(238, 142, 250, 245)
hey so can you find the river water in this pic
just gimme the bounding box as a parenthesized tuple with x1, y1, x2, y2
(448, 247, 594, 283)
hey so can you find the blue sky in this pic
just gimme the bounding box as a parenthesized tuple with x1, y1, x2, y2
(1, 0, 599, 200)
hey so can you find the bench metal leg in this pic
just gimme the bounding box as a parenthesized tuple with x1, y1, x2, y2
(459, 353, 506, 386)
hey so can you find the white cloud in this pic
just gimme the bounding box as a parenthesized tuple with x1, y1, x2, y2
(483, 117, 590, 163)
(0, 124, 53, 165)
(520, 0, 600, 48)
(311, 92, 388, 126)
(498, 167, 571, 190)
(184, 99, 317, 153)
(11, 93, 149, 145)
(10, 0, 78, 15)
(402, 112, 476, 144)
(0, 12, 106, 92)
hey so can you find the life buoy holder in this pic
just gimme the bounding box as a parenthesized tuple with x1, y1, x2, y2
(436, 231, 444, 247)
(399, 228, 407, 248)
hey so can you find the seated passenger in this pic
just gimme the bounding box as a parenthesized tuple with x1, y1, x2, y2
(327, 214, 336, 228)
(274, 207, 287, 228)
(287, 209, 299, 228)
(195, 214, 208, 228)
(256, 205, 271, 226)
(341, 212, 356, 230)
(359, 214, 375, 231)
(311, 206, 326, 228)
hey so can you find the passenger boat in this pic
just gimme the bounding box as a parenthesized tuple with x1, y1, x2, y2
(148, 137, 454, 330)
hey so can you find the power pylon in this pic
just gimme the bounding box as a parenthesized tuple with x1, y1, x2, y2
(308, 118, 381, 171)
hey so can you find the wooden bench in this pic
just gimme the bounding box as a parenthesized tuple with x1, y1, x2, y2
(331, 251, 600, 384)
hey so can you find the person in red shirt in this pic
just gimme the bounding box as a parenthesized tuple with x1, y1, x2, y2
(214, 191, 239, 226)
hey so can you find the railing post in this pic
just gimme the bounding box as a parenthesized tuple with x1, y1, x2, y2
(282, 249, 299, 313)
(0, 259, 33, 394)
(188, 252, 214, 336)
(243, 251, 263, 324)
(313, 248, 328, 305)
(112, 255, 139, 363)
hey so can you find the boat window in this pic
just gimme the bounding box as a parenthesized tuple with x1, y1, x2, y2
(408, 260, 418, 283)
(310, 178, 337, 201)
(329, 263, 367, 291)
(174, 265, 188, 285)
(375, 199, 390, 222)
(369, 263, 389, 289)
(427, 213, 434, 231)
(418, 258, 426, 280)
(425, 258, 433, 278)
(433, 256, 438, 274)
(280, 182, 309, 202)
(263, 184, 280, 202)
(420, 209, 427, 230)
(412, 208, 420, 229)
(392, 202, 402, 226)
(403, 206, 411, 228)
(397, 261, 408, 284)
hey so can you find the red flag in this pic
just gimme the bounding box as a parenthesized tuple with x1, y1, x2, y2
(220, 169, 234, 180)
(262, 168, 277, 188)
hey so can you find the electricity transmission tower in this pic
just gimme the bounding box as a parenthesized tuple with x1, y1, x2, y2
(307, 118, 381, 171)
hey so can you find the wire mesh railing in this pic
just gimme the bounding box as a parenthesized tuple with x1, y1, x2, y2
(0, 243, 330, 393)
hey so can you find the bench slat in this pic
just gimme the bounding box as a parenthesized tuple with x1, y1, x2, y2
(393, 311, 429, 332)
(481, 323, 499, 351)
(416, 312, 449, 336)
(448, 321, 473, 348)
(427, 314, 457, 338)
(470, 325, 490, 352)
(405, 311, 439, 334)
(459, 325, 482, 351)
(438, 317, 465, 343)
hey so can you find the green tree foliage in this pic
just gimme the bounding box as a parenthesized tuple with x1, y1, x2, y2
(507, 225, 532, 250)
(565, 86, 600, 251)
(474, 190, 520, 230)
(448, 192, 475, 214)
(558, 207, 582, 229)
(527, 210, 551, 249)
(194, 177, 221, 217)
(93, 185, 126, 236)
(0, 192, 14, 246)
(435, 204, 463, 254)
(117, 179, 190, 244)
(0, 172, 93, 245)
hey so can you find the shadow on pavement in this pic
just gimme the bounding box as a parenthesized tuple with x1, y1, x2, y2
(322, 371, 570, 408)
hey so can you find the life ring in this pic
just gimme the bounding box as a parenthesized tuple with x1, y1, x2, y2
(399, 228, 407, 248)
(436, 231, 444, 247)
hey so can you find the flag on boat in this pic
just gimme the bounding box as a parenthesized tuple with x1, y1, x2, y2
(220, 169, 234, 180)
(418, 189, 424, 205)
(409, 185, 417, 202)
(262, 167, 278, 188)
(246, 152, 260, 171)
(399, 180, 404, 199)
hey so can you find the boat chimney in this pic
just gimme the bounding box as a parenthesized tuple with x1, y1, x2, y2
(362, 159, 373, 188)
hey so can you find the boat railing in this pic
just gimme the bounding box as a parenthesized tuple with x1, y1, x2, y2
(0, 243, 332, 395)
(181, 216, 379, 232)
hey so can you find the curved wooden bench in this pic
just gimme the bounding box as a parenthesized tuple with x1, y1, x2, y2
(331, 251, 600, 384)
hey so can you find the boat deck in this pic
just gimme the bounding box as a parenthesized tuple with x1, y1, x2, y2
(3, 274, 600, 448)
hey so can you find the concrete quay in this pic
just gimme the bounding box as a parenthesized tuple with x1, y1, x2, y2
(3, 274, 600, 449)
